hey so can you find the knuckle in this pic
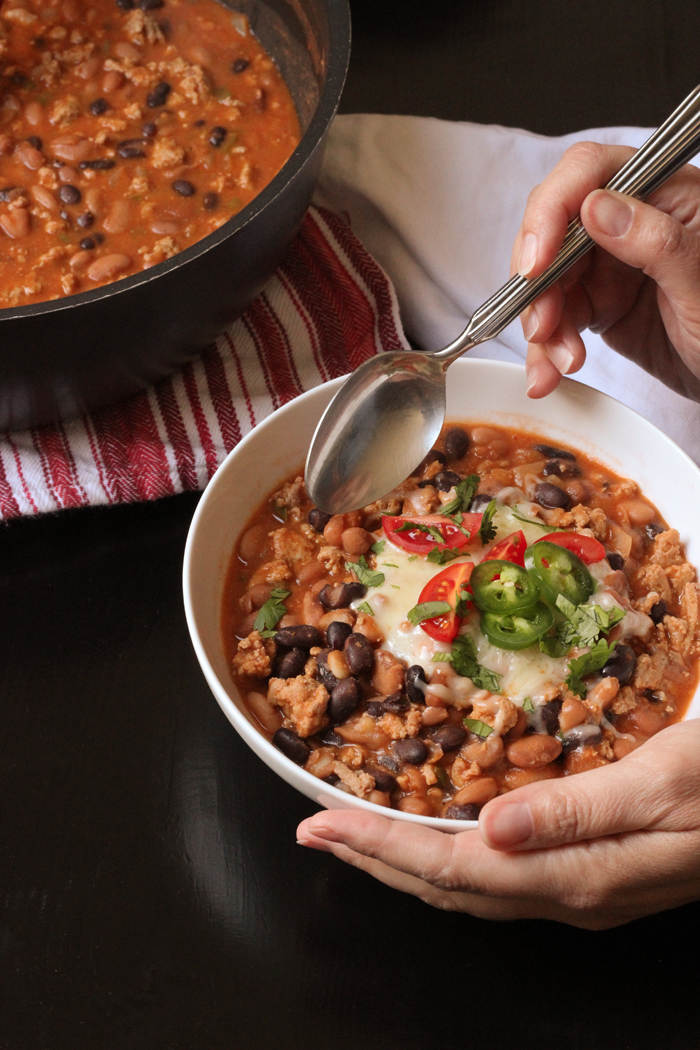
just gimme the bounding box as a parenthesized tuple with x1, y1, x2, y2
(538, 790, 586, 842)
(648, 213, 685, 259)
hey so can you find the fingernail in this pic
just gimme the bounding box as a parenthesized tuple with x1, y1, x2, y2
(588, 190, 633, 238)
(485, 802, 532, 847)
(301, 823, 339, 842)
(545, 339, 574, 375)
(521, 304, 539, 342)
(526, 364, 540, 395)
(518, 232, 539, 276)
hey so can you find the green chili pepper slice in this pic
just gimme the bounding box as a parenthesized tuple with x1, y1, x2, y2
(481, 602, 554, 650)
(524, 540, 595, 607)
(470, 558, 541, 614)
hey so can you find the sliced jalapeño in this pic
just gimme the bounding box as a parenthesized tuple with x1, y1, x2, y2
(470, 558, 540, 615)
(481, 602, 554, 651)
(524, 540, 594, 607)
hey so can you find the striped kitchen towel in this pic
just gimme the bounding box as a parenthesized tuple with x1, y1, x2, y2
(0, 206, 409, 520)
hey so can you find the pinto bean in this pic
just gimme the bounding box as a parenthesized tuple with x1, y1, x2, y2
(422, 706, 449, 726)
(459, 733, 503, 769)
(367, 790, 391, 808)
(618, 499, 656, 526)
(87, 253, 132, 282)
(238, 524, 268, 562)
(69, 249, 93, 274)
(24, 101, 44, 126)
(352, 611, 384, 644)
(335, 712, 391, 749)
(629, 705, 665, 737)
(103, 199, 131, 233)
(504, 765, 559, 790)
(371, 649, 404, 696)
(0, 208, 30, 238)
(50, 135, 93, 162)
(326, 650, 351, 680)
(30, 185, 59, 213)
(102, 70, 126, 93)
(323, 514, 346, 547)
(451, 777, 498, 807)
(341, 527, 373, 556)
(14, 141, 44, 169)
(247, 691, 282, 733)
(397, 796, 434, 816)
(503, 707, 528, 742)
(559, 696, 588, 732)
(507, 733, 562, 768)
(296, 560, 327, 587)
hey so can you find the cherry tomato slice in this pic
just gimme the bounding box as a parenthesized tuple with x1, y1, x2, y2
(535, 531, 606, 565)
(382, 513, 483, 556)
(480, 529, 527, 567)
(415, 561, 474, 643)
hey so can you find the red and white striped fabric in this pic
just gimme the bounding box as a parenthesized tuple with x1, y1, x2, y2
(0, 206, 409, 520)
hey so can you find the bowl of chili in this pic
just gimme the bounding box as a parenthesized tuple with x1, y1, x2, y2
(183, 358, 700, 832)
(0, 0, 350, 429)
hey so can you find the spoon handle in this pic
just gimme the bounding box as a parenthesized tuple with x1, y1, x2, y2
(435, 83, 700, 361)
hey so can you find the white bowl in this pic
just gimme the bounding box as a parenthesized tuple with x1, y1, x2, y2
(183, 358, 700, 832)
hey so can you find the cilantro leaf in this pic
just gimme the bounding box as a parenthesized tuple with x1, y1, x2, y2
(346, 555, 385, 589)
(522, 697, 534, 712)
(396, 520, 445, 544)
(426, 545, 461, 565)
(407, 600, 452, 625)
(565, 639, 617, 698)
(253, 587, 291, 634)
(539, 633, 569, 658)
(357, 601, 374, 616)
(371, 540, 386, 555)
(555, 595, 626, 649)
(408, 555, 417, 563)
(464, 717, 493, 738)
(479, 499, 498, 544)
(441, 474, 480, 516)
(455, 587, 473, 618)
(382, 562, 399, 568)
(511, 508, 566, 531)
(449, 634, 502, 692)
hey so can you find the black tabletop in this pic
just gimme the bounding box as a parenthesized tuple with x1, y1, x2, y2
(3, 3, 700, 1048)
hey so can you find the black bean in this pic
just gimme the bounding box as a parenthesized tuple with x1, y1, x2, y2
(406, 664, 427, 703)
(232, 57, 250, 73)
(194, 119, 206, 128)
(274, 647, 307, 680)
(328, 677, 361, 723)
(469, 493, 493, 512)
(273, 728, 310, 766)
(433, 470, 462, 492)
(444, 803, 480, 821)
(323, 772, 341, 786)
(430, 724, 467, 751)
(644, 689, 663, 703)
(76, 211, 94, 229)
(58, 184, 81, 205)
(27, 135, 42, 150)
(650, 600, 667, 624)
(383, 692, 409, 714)
(172, 179, 195, 197)
(365, 766, 397, 793)
(118, 139, 146, 159)
(203, 191, 219, 211)
(326, 620, 353, 651)
(274, 624, 323, 650)
(606, 551, 625, 571)
(80, 158, 115, 170)
(543, 459, 581, 479)
(601, 643, 636, 686)
(392, 738, 428, 766)
(90, 98, 108, 116)
(561, 724, 603, 753)
(32, 37, 46, 49)
(116, 0, 135, 8)
(533, 443, 576, 461)
(534, 482, 572, 511)
(147, 81, 171, 108)
(308, 507, 332, 533)
(139, 0, 164, 9)
(646, 522, 666, 540)
(416, 479, 437, 489)
(366, 701, 385, 718)
(317, 728, 344, 747)
(142, 121, 157, 138)
(0, 187, 17, 202)
(541, 699, 563, 735)
(209, 125, 227, 147)
(319, 582, 367, 610)
(315, 649, 338, 692)
(443, 426, 469, 462)
(93, 232, 105, 244)
(79, 237, 95, 251)
(344, 633, 375, 674)
(412, 448, 446, 475)
(377, 754, 400, 773)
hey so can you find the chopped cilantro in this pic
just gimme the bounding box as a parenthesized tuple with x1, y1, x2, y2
(382, 562, 399, 569)
(511, 508, 566, 531)
(371, 540, 386, 555)
(346, 555, 385, 589)
(455, 587, 472, 618)
(479, 500, 498, 544)
(396, 520, 445, 545)
(408, 555, 418, 563)
(522, 697, 534, 713)
(434, 766, 452, 791)
(555, 595, 625, 649)
(253, 587, 291, 636)
(407, 600, 452, 625)
(442, 474, 480, 516)
(426, 546, 461, 565)
(436, 634, 502, 693)
(357, 601, 374, 616)
(273, 503, 288, 522)
(565, 639, 617, 698)
(464, 717, 493, 738)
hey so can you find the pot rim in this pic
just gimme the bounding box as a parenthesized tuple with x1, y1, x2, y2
(0, 0, 351, 323)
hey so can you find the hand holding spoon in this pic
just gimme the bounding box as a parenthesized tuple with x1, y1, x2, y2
(305, 84, 700, 513)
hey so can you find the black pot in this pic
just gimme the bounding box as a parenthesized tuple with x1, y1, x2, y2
(0, 0, 350, 431)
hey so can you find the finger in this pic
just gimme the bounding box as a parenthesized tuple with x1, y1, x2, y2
(479, 722, 699, 852)
(516, 142, 635, 277)
(581, 188, 700, 309)
(525, 315, 587, 398)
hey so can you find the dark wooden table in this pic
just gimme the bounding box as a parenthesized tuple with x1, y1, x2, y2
(3, 2, 700, 1047)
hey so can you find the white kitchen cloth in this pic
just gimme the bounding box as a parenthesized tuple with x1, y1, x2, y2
(313, 114, 700, 463)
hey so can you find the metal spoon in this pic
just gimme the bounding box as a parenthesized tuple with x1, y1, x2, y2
(306, 84, 700, 513)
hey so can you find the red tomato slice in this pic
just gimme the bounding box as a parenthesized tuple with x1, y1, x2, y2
(535, 531, 606, 565)
(416, 562, 474, 643)
(383, 513, 483, 555)
(479, 529, 527, 568)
